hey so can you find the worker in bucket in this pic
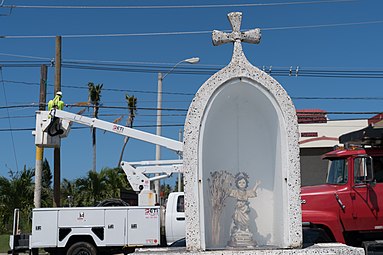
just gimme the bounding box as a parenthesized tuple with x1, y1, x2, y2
(48, 91, 64, 110)
(47, 91, 65, 136)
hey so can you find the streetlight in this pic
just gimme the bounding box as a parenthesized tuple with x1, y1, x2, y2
(155, 57, 200, 203)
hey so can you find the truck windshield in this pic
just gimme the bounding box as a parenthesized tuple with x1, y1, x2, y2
(326, 159, 348, 184)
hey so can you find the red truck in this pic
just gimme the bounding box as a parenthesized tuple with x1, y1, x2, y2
(301, 125, 383, 252)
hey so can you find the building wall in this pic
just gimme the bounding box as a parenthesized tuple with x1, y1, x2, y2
(298, 119, 368, 186)
(300, 147, 332, 186)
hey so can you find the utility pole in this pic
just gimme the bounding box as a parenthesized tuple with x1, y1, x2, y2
(53, 36, 62, 207)
(155, 72, 162, 204)
(154, 58, 199, 202)
(34, 64, 47, 208)
(178, 129, 182, 192)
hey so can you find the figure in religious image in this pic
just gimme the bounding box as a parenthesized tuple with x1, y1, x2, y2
(228, 172, 261, 248)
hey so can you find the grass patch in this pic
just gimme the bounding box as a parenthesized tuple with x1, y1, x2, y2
(0, 234, 10, 253)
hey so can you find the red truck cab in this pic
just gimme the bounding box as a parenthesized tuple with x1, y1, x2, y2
(301, 147, 383, 246)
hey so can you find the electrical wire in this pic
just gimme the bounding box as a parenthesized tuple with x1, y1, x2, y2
(0, 114, 381, 133)
(0, 0, 356, 10)
(3, 60, 383, 78)
(4, 79, 383, 101)
(1, 79, 196, 96)
(0, 52, 52, 60)
(0, 67, 18, 171)
(3, 19, 383, 40)
(0, 123, 187, 132)
(1, 102, 382, 116)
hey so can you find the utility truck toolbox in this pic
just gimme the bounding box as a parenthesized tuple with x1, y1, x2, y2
(30, 206, 160, 251)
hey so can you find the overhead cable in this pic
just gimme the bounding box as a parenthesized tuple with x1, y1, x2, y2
(0, 67, 18, 171)
(4, 61, 383, 79)
(3, 20, 383, 39)
(0, 0, 355, 10)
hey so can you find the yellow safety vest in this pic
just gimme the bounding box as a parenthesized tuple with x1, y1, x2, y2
(48, 95, 64, 110)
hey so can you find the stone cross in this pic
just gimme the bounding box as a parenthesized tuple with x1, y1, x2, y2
(212, 12, 261, 47)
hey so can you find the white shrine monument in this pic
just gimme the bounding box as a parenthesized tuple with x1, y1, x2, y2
(138, 11, 363, 255)
(183, 11, 301, 250)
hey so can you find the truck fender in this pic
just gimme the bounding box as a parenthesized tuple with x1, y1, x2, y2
(303, 210, 345, 243)
(58, 228, 104, 248)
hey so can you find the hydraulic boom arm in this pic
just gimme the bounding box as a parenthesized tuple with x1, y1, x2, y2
(34, 110, 183, 153)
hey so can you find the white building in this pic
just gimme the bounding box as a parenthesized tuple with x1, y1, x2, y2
(297, 110, 369, 186)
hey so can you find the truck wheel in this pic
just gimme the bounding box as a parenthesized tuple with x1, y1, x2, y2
(66, 242, 96, 255)
(123, 247, 135, 254)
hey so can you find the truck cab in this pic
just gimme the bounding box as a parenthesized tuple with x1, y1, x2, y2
(164, 192, 185, 245)
(301, 146, 383, 246)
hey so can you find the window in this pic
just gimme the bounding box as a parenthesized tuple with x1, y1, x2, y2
(373, 157, 383, 183)
(176, 195, 185, 212)
(326, 159, 348, 184)
(354, 157, 373, 184)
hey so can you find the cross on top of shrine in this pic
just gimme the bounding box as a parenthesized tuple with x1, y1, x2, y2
(212, 12, 261, 47)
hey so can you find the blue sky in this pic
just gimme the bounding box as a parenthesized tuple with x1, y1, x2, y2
(1, 0, 383, 185)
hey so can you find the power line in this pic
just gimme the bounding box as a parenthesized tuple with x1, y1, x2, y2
(0, 103, 39, 109)
(0, 103, 189, 112)
(0, 113, 188, 120)
(0, 0, 355, 10)
(2, 113, 383, 133)
(262, 20, 383, 31)
(0, 52, 52, 61)
(4, 79, 383, 103)
(0, 67, 18, 170)
(1, 79, 196, 96)
(3, 19, 383, 40)
(294, 97, 383, 100)
(3, 61, 383, 78)
(0, 123, 187, 132)
(1, 102, 382, 115)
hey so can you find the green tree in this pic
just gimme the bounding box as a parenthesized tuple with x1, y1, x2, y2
(0, 167, 34, 233)
(61, 178, 77, 207)
(104, 167, 132, 198)
(104, 167, 124, 198)
(76, 169, 108, 206)
(117, 94, 137, 167)
(41, 159, 53, 207)
(160, 183, 173, 204)
(88, 82, 103, 172)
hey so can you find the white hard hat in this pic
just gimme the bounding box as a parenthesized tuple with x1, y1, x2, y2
(56, 91, 63, 96)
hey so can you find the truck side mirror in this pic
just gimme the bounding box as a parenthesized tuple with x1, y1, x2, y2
(354, 156, 374, 184)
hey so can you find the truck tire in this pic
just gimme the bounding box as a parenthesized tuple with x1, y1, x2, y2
(30, 248, 39, 255)
(66, 242, 97, 255)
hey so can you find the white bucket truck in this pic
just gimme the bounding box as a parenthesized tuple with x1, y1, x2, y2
(9, 110, 186, 255)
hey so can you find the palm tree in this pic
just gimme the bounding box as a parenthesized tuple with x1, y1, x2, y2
(103, 167, 123, 198)
(61, 178, 77, 207)
(88, 82, 103, 172)
(104, 167, 132, 198)
(76, 170, 108, 206)
(117, 94, 137, 167)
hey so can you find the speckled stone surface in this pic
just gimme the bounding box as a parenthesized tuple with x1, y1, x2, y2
(183, 12, 302, 252)
(135, 243, 364, 255)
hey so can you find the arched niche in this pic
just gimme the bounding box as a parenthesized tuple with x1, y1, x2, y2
(200, 77, 287, 249)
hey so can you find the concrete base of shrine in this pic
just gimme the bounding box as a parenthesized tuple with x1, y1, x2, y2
(135, 243, 364, 255)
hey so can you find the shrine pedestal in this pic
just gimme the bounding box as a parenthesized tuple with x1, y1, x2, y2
(135, 243, 364, 255)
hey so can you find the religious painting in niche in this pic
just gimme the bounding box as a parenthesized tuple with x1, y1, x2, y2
(208, 171, 261, 248)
